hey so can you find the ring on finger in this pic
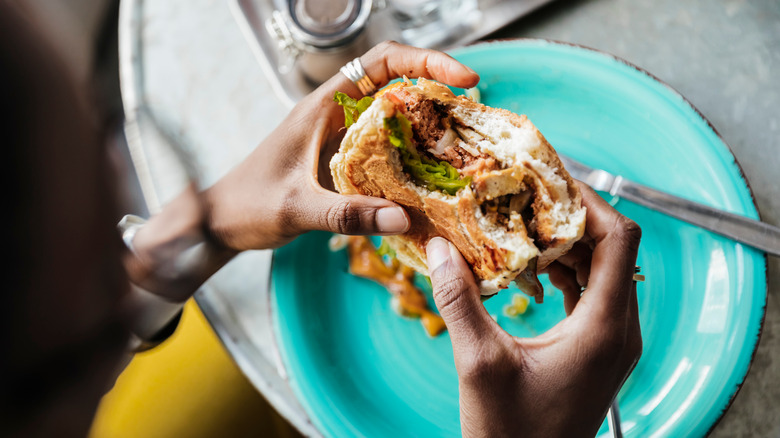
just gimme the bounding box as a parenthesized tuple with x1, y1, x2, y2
(581, 265, 644, 292)
(632, 265, 645, 282)
(340, 57, 377, 96)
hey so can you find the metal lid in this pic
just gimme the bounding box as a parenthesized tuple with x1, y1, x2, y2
(284, 0, 372, 49)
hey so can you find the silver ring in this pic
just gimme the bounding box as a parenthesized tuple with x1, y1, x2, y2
(340, 57, 377, 96)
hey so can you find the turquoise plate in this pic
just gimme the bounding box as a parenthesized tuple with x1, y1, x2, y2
(271, 40, 767, 437)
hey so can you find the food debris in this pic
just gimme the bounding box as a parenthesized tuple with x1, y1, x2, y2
(502, 293, 530, 318)
(328, 234, 350, 251)
(343, 236, 446, 337)
(465, 87, 481, 103)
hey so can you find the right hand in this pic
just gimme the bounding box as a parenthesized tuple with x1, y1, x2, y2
(130, 42, 480, 301)
(425, 182, 642, 437)
(202, 41, 480, 250)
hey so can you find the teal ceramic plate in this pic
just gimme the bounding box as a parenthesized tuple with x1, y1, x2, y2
(271, 40, 767, 437)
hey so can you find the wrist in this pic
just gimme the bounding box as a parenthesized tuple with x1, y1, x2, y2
(119, 208, 237, 303)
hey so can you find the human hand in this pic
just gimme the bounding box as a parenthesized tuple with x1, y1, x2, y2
(425, 181, 642, 438)
(203, 41, 480, 250)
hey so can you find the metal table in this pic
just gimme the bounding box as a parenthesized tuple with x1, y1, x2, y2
(118, 0, 780, 436)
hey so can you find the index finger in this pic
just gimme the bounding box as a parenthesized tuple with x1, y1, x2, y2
(362, 40, 480, 89)
(323, 41, 480, 100)
(573, 181, 642, 321)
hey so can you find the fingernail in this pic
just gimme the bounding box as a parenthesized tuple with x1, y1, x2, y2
(426, 237, 451, 273)
(376, 207, 409, 233)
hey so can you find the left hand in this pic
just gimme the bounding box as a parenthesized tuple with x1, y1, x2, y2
(202, 41, 480, 250)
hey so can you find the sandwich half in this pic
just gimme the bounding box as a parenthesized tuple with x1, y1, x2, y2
(330, 78, 586, 301)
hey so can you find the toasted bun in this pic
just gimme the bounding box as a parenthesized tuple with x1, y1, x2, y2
(330, 79, 586, 300)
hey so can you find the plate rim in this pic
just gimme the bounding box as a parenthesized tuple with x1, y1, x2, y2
(270, 38, 769, 437)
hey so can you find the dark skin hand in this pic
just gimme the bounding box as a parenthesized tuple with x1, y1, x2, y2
(201, 41, 479, 250)
(426, 181, 643, 438)
(129, 41, 480, 302)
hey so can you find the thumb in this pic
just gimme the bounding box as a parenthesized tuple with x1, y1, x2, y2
(299, 189, 410, 236)
(427, 237, 498, 347)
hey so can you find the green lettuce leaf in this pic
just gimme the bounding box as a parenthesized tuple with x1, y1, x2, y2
(384, 113, 471, 196)
(384, 111, 413, 150)
(334, 91, 374, 128)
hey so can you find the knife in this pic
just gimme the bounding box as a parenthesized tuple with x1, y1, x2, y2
(558, 154, 780, 257)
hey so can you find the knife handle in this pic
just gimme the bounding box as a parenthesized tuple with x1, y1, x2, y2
(614, 180, 780, 257)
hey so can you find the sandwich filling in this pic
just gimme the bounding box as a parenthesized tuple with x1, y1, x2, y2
(383, 88, 542, 248)
(380, 87, 545, 297)
(332, 80, 585, 299)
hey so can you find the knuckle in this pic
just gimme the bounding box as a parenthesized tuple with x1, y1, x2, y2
(368, 40, 398, 58)
(432, 274, 471, 315)
(324, 200, 369, 234)
(614, 216, 642, 248)
(377, 40, 399, 52)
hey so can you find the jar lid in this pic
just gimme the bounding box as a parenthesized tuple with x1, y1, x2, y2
(284, 0, 372, 49)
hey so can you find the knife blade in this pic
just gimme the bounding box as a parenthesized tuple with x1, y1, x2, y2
(558, 154, 780, 257)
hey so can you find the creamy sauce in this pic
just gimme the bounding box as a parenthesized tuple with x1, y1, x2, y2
(346, 236, 446, 337)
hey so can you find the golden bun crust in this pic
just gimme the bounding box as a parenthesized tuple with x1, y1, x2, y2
(330, 79, 586, 299)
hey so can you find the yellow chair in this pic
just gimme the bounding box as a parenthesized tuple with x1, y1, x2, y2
(89, 301, 301, 438)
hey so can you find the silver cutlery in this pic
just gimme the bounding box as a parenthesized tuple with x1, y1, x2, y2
(558, 154, 780, 257)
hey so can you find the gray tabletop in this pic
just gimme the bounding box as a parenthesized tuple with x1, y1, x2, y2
(120, 0, 779, 436)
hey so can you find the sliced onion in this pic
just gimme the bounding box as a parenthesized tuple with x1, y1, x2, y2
(429, 127, 459, 156)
